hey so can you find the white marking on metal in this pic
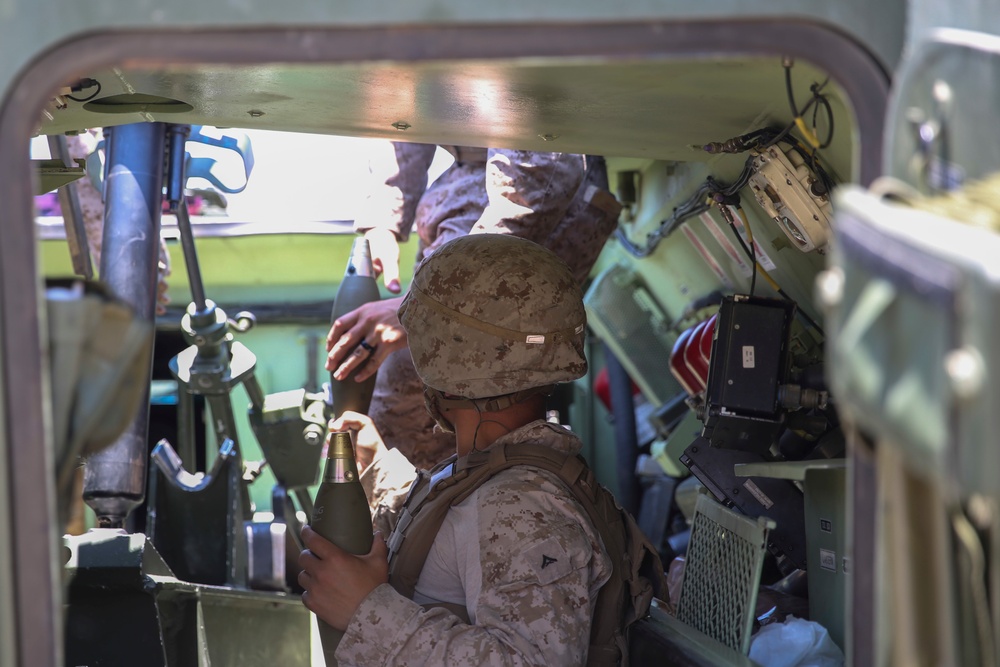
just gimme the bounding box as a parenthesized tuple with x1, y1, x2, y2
(742, 479, 773, 509)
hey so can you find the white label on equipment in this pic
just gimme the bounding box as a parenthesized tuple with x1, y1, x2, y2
(742, 346, 755, 368)
(743, 479, 774, 509)
(820, 549, 837, 572)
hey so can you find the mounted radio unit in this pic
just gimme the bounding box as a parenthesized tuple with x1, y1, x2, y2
(703, 295, 796, 453)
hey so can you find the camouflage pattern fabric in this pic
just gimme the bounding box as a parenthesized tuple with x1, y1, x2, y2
(355, 142, 619, 283)
(358, 445, 416, 539)
(398, 234, 587, 399)
(355, 142, 619, 467)
(65, 133, 107, 264)
(367, 349, 449, 471)
(339, 420, 611, 666)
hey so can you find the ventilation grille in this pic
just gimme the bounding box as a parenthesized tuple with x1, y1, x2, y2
(676, 493, 774, 654)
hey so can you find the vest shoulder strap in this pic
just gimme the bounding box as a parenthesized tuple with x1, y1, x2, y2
(386, 441, 666, 667)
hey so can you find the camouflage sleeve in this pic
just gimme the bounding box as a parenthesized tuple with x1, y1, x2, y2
(359, 447, 416, 537)
(475, 149, 584, 241)
(421, 149, 585, 256)
(65, 133, 105, 265)
(336, 468, 608, 666)
(354, 141, 437, 242)
(544, 158, 622, 284)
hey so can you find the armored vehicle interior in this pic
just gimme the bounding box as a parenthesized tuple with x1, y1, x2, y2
(7, 6, 999, 667)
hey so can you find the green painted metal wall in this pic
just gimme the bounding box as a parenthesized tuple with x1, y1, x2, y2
(0, 1, 904, 110)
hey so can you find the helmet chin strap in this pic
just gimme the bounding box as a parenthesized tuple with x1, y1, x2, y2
(422, 385, 554, 436)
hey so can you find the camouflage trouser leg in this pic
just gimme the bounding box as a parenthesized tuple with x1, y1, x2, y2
(368, 348, 455, 471)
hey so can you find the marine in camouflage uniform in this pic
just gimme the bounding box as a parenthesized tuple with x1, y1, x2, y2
(338, 423, 611, 666)
(357, 142, 620, 470)
(300, 235, 613, 665)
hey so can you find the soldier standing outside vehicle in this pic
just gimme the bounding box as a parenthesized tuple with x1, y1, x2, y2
(300, 235, 661, 666)
(325, 141, 621, 470)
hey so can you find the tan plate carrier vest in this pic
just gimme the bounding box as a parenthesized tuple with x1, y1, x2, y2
(385, 441, 666, 667)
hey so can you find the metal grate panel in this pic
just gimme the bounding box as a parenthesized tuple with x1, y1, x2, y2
(676, 493, 775, 654)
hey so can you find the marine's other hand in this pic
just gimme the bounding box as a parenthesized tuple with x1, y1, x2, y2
(298, 527, 389, 631)
(327, 411, 386, 474)
(326, 296, 408, 382)
(364, 228, 402, 294)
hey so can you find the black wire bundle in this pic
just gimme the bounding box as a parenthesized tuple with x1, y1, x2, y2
(615, 155, 757, 258)
(766, 63, 837, 194)
(616, 60, 838, 258)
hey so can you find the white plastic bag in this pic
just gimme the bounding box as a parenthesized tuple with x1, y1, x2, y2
(748, 615, 845, 667)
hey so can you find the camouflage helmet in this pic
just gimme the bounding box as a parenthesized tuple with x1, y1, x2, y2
(397, 234, 588, 399)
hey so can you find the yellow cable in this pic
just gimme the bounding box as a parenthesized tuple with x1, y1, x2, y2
(794, 116, 822, 149)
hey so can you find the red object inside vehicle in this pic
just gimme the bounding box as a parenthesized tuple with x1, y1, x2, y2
(593, 366, 640, 412)
(670, 314, 717, 395)
(669, 327, 700, 395)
